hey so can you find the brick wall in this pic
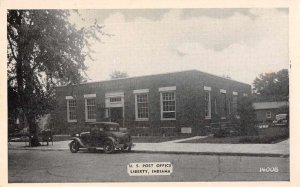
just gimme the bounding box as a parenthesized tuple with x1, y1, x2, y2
(53, 70, 251, 135)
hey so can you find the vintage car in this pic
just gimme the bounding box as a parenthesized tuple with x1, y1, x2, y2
(69, 122, 134, 154)
(273, 114, 289, 126)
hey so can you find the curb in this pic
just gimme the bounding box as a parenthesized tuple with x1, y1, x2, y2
(131, 150, 289, 158)
(9, 147, 67, 151)
(8, 147, 289, 158)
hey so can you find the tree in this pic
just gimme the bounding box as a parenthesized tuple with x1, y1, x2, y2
(7, 10, 104, 146)
(110, 70, 129, 79)
(253, 69, 289, 101)
(237, 96, 257, 135)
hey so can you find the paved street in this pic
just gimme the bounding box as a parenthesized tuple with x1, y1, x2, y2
(8, 138, 290, 156)
(8, 149, 289, 182)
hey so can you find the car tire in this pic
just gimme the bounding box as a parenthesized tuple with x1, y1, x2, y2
(103, 140, 115, 154)
(69, 140, 79, 153)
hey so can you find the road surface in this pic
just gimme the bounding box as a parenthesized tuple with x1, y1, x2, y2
(8, 149, 289, 182)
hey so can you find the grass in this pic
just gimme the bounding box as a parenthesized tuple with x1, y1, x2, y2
(179, 126, 289, 144)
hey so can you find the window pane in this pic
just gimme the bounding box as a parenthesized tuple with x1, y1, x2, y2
(68, 100, 77, 121)
(86, 98, 96, 120)
(110, 97, 121, 103)
(232, 95, 238, 113)
(163, 112, 176, 119)
(221, 93, 226, 117)
(136, 93, 149, 119)
(161, 91, 176, 119)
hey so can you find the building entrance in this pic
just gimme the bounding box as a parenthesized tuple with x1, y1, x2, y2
(105, 92, 125, 127)
(110, 107, 123, 125)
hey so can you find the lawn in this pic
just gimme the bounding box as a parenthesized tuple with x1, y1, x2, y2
(179, 126, 289, 144)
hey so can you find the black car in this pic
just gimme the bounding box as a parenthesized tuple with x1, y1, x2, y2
(69, 122, 134, 154)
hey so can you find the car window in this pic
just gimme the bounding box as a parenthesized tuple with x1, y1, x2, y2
(108, 127, 119, 131)
(91, 125, 104, 132)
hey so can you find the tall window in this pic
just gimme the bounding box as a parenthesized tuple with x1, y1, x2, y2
(221, 92, 227, 118)
(214, 98, 218, 114)
(161, 92, 176, 120)
(67, 99, 77, 122)
(228, 98, 231, 114)
(85, 96, 96, 122)
(135, 93, 149, 120)
(204, 86, 211, 119)
(232, 94, 238, 114)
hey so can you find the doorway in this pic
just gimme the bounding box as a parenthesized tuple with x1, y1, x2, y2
(110, 107, 123, 125)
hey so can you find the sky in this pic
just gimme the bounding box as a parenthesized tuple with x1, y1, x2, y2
(69, 8, 289, 85)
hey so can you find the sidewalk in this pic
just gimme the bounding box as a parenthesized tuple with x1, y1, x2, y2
(8, 137, 289, 157)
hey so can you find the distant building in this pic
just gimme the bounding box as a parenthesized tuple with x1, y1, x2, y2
(53, 70, 251, 136)
(252, 101, 289, 122)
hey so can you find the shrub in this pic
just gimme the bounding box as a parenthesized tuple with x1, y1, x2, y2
(213, 129, 229, 138)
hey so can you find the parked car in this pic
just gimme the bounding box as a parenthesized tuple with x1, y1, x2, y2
(273, 114, 289, 126)
(69, 122, 134, 154)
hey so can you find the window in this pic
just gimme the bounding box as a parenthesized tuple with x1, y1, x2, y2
(214, 98, 218, 114)
(67, 99, 77, 122)
(232, 95, 238, 113)
(85, 97, 96, 122)
(221, 92, 227, 118)
(161, 91, 176, 120)
(204, 86, 211, 119)
(110, 97, 121, 103)
(135, 93, 149, 120)
(266, 111, 271, 118)
(228, 98, 231, 114)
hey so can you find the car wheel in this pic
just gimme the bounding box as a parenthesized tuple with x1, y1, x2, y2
(103, 140, 115, 154)
(69, 140, 79, 153)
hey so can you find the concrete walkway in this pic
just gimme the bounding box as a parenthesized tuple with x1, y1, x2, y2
(8, 137, 289, 157)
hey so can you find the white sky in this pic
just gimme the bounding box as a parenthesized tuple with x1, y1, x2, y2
(69, 9, 289, 85)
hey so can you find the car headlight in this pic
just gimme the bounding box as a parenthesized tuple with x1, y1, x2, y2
(75, 134, 79, 137)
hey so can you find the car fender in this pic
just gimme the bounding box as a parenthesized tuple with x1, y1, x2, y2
(69, 137, 86, 147)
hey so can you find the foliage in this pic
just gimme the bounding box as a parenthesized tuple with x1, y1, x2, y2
(7, 10, 104, 146)
(239, 126, 289, 143)
(253, 69, 289, 101)
(237, 96, 257, 135)
(110, 70, 129, 79)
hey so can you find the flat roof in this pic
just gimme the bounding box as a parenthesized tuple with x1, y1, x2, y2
(55, 69, 250, 88)
(253, 101, 289, 110)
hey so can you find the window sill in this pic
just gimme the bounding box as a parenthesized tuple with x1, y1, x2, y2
(205, 116, 211, 120)
(135, 118, 149, 121)
(161, 118, 176, 121)
(221, 117, 226, 120)
(85, 119, 96, 123)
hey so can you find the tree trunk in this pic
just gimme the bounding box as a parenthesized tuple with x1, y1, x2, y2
(27, 113, 41, 147)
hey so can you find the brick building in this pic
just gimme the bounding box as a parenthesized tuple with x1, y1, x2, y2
(53, 70, 251, 136)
